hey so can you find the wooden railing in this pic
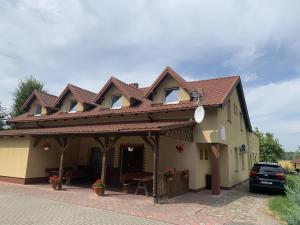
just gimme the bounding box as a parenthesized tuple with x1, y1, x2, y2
(157, 170, 189, 201)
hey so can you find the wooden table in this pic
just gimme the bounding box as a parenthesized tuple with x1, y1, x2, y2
(133, 176, 153, 196)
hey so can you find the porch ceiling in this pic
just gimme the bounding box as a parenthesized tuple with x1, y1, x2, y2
(0, 121, 194, 137)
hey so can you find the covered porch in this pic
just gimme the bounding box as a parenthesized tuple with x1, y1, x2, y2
(22, 120, 197, 202)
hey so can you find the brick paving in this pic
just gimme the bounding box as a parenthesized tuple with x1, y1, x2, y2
(0, 181, 281, 225)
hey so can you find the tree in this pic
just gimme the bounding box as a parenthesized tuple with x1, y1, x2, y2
(0, 101, 7, 130)
(255, 128, 284, 162)
(10, 76, 44, 117)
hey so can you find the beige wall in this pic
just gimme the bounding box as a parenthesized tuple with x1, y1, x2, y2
(60, 93, 84, 112)
(215, 89, 259, 187)
(25, 138, 80, 178)
(100, 84, 130, 108)
(0, 137, 31, 178)
(152, 75, 190, 103)
(29, 99, 47, 115)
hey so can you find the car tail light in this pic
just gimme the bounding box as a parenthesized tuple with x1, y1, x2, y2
(249, 170, 256, 177)
(276, 172, 285, 180)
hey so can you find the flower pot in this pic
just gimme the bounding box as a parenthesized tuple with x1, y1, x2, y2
(93, 187, 105, 196)
(50, 180, 59, 190)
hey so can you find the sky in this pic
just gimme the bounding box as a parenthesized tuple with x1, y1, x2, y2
(0, 0, 300, 151)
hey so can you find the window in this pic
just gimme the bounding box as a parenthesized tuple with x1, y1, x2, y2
(68, 100, 77, 113)
(227, 99, 231, 122)
(164, 87, 179, 104)
(240, 112, 243, 131)
(110, 95, 122, 109)
(235, 148, 239, 172)
(34, 104, 42, 116)
(233, 104, 238, 115)
(205, 148, 209, 160)
(200, 148, 204, 160)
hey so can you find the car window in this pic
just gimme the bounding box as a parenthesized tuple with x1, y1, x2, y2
(259, 165, 283, 173)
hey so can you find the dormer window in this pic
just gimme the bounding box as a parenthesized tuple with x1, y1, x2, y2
(110, 95, 122, 109)
(34, 104, 42, 116)
(68, 100, 77, 113)
(164, 87, 179, 104)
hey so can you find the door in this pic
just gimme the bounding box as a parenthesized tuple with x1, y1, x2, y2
(90, 147, 102, 181)
(121, 144, 144, 174)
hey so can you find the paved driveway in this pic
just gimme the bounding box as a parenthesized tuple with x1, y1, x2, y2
(0, 190, 169, 225)
(0, 181, 281, 225)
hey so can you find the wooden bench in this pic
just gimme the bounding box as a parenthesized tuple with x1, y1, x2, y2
(120, 172, 152, 193)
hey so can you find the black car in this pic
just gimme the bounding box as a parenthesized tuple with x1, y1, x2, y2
(249, 162, 286, 193)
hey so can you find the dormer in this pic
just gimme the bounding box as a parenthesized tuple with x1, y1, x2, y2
(145, 66, 192, 104)
(21, 90, 58, 116)
(54, 84, 97, 113)
(94, 77, 143, 109)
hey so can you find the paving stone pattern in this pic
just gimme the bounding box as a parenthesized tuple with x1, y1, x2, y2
(0, 181, 281, 225)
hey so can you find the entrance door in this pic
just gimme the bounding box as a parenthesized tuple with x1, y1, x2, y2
(121, 144, 144, 174)
(90, 147, 102, 181)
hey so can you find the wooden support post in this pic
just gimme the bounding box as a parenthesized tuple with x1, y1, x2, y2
(56, 137, 69, 190)
(211, 144, 220, 195)
(153, 135, 160, 203)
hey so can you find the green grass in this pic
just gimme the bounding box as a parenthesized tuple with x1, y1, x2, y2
(269, 195, 294, 217)
(269, 175, 299, 221)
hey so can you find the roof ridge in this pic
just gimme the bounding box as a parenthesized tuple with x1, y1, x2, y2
(188, 75, 240, 83)
(67, 83, 97, 95)
(35, 90, 58, 98)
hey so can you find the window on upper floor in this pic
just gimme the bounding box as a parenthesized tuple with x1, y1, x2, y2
(68, 100, 77, 113)
(34, 104, 42, 116)
(164, 87, 179, 104)
(110, 95, 122, 109)
(227, 99, 231, 122)
(240, 112, 243, 131)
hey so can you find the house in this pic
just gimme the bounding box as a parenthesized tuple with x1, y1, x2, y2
(292, 158, 300, 172)
(0, 66, 259, 201)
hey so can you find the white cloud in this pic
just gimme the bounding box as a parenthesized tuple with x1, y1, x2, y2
(0, 0, 300, 149)
(246, 77, 300, 150)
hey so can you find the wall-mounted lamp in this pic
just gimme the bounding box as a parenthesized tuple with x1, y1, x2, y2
(128, 146, 134, 152)
(43, 142, 51, 151)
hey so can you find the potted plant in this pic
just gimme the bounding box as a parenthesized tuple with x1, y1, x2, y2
(164, 167, 175, 182)
(92, 179, 105, 196)
(49, 175, 60, 190)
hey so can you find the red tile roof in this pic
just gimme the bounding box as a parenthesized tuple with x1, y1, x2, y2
(21, 90, 58, 111)
(145, 66, 193, 98)
(11, 75, 241, 123)
(292, 158, 300, 164)
(0, 121, 194, 136)
(54, 84, 97, 107)
(94, 77, 144, 104)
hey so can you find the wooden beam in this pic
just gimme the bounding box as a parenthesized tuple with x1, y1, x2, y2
(211, 144, 220, 195)
(33, 137, 41, 148)
(57, 136, 70, 190)
(153, 135, 160, 203)
(141, 136, 154, 150)
(108, 136, 120, 150)
(94, 136, 104, 150)
(100, 137, 109, 185)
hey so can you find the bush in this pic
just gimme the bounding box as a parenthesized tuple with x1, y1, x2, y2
(284, 176, 300, 225)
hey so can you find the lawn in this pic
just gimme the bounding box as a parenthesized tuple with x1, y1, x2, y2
(269, 175, 300, 224)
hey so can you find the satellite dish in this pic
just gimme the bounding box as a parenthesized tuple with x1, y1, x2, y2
(194, 105, 205, 124)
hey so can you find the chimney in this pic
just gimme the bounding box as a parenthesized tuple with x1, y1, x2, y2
(129, 83, 139, 88)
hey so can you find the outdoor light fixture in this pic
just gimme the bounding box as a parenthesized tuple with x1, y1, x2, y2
(128, 146, 134, 152)
(43, 142, 51, 151)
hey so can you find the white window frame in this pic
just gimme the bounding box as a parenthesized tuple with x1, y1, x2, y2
(110, 95, 122, 109)
(163, 87, 180, 105)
